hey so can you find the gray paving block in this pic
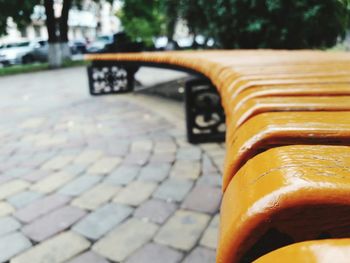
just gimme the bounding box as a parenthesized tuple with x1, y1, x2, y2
(7, 191, 43, 208)
(181, 185, 222, 214)
(73, 203, 133, 240)
(22, 205, 86, 242)
(182, 247, 216, 263)
(14, 194, 70, 223)
(0, 216, 21, 237)
(138, 163, 171, 182)
(67, 251, 109, 263)
(153, 178, 193, 202)
(134, 199, 176, 224)
(104, 165, 140, 186)
(176, 147, 201, 161)
(0, 232, 32, 262)
(58, 175, 102, 196)
(125, 243, 183, 263)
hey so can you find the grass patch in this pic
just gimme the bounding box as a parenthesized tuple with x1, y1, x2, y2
(0, 59, 89, 77)
(0, 63, 49, 76)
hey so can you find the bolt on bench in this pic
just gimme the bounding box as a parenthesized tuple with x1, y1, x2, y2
(86, 50, 350, 263)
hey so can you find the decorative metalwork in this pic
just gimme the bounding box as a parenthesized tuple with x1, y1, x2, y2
(87, 63, 134, 95)
(185, 78, 226, 143)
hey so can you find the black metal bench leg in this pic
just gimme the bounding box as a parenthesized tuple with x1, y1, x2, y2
(185, 78, 226, 143)
(87, 62, 135, 95)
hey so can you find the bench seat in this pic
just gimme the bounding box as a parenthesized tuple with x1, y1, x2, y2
(254, 238, 350, 263)
(227, 83, 350, 118)
(232, 96, 350, 129)
(218, 145, 350, 263)
(223, 111, 350, 190)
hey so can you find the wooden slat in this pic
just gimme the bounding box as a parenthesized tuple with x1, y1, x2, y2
(254, 238, 350, 263)
(223, 111, 350, 190)
(218, 145, 350, 263)
(232, 96, 350, 129)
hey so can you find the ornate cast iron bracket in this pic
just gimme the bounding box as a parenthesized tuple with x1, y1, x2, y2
(87, 62, 135, 95)
(185, 78, 226, 143)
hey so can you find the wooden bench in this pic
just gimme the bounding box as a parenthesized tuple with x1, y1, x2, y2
(219, 145, 350, 262)
(254, 238, 350, 263)
(86, 50, 350, 263)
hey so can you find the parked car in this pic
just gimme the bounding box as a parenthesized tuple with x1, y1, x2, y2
(86, 35, 113, 53)
(23, 40, 49, 63)
(69, 40, 87, 54)
(25, 39, 88, 62)
(0, 41, 36, 66)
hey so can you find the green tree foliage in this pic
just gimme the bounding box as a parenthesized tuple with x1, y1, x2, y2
(178, 0, 350, 49)
(118, 0, 167, 46)
(0, 0, 40, 36)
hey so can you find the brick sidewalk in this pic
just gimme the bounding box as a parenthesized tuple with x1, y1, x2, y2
(0, 67, 225, 262)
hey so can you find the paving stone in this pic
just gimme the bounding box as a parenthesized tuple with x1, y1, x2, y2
(74, 150, 103, 164)
(58, 175, 102, 196)
(103, 165, 140, 186)
(154, 210, 210, 251)
(212, 156, 225, 173)
(182, 247, 217, 263)
(125, 243, 183, 263)
(138, 163, 171, 182)
(20, 118, 44, 129)
(0, 202, 15, 216)
(181, 185, 222, 214)
(200, 143, 223, 152)
(196, 173, 222, 187)
(71, 183, 121, 210)
(12, 231, 90, 263)
(153, 178, 193, 202)
(202, 154, 219, 175)
(0, 232, 32, 262)
(134, 199, 176, 224)
(93, 218, 158, 262)
(63, 164, 88, 176)
(22, 206, 86, 242)
(0, 216, 21, 236)
(3, 168, 34, 178)
(67, 251, 108, 263)
(20, 170, 48, 182)
(200, 214, 219, 249)
(0, 175, 12, 184)
(170, 160, 201, 180)
(21, 153, 55, 170)
(149, 153, 175, 163)
(7, 191, 43, 208)
(87, 157, 122, 174)
(72, 203, 132, 240)
(130, 140, 153, 152)
(123, 152, 150, 166)
(41, 155, 75, 170)
(0, 179, 29, 200)
(176, 147, 201, 161)
(113, 181, 157, 206)
(30, 171, 75, 194)
(14, 194, 70, 223)
(153, 141, 177, 153)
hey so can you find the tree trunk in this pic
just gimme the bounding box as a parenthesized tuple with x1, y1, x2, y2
(165, 1, 177, 42)
(59, 0, 72, 60)
(44, 0, 62, 68)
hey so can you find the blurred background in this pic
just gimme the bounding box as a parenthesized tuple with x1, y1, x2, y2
(1, 0, 350, 70)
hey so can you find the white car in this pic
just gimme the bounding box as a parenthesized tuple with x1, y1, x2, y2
(0, 41, 36, 66)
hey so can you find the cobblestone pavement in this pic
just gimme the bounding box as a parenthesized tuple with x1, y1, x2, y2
(0, 67, 225, 263)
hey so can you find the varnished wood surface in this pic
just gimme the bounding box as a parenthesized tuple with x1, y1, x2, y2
(254, 238, 350, 263)
(218, 145, 350, 263)
(223, 111, 350, 190)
